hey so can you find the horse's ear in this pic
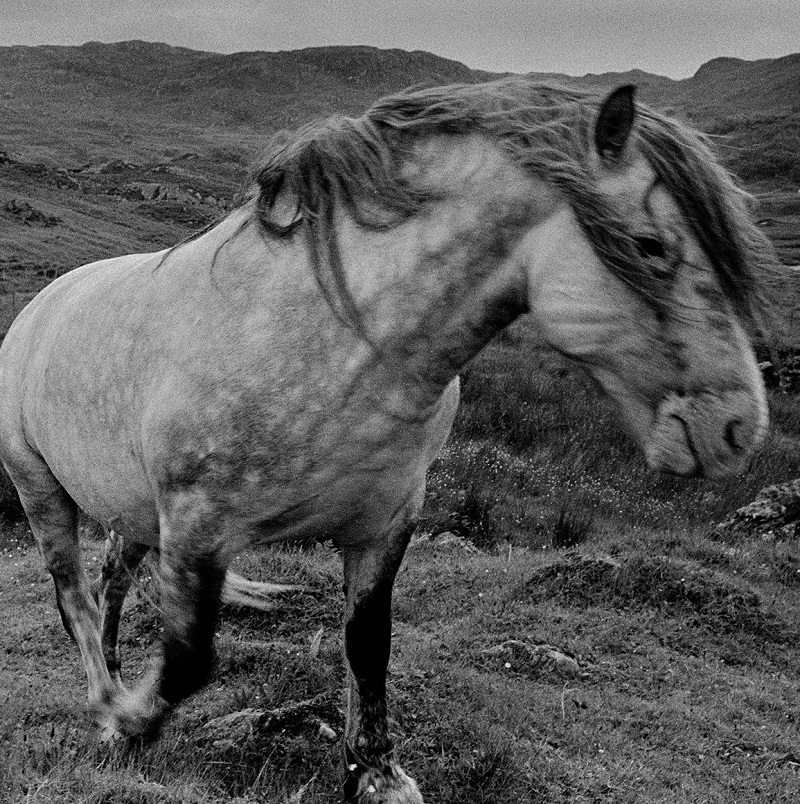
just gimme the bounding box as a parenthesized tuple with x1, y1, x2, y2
(594, 85, 636, 166)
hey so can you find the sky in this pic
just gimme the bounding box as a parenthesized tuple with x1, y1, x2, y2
(1, 0, 798, 78)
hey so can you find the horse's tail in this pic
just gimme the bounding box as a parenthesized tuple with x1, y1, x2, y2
(221, 570, 304, 611)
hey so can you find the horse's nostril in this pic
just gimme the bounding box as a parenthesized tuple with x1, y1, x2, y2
(724, 419, 743, 453)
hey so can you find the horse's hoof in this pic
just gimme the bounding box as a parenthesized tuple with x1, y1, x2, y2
(98, 684, 169, 741)
(96, 717, 126, 745)
(348, 763, 423, 804)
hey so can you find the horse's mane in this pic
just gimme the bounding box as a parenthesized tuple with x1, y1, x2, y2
(250, 76, 777, 332)
(634, 109, 777, 329)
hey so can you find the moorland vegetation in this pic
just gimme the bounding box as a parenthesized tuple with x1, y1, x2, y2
(0, 43, 799, 803)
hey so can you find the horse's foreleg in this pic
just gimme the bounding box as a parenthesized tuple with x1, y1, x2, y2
(341, 522, 423, 804)
(105, 502, 227, 738)
(96, 529, 150, 686)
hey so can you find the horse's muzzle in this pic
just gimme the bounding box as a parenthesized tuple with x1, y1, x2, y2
(644, 389, 768, 479)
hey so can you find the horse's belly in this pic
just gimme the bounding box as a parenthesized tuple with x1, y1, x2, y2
(43, 439, 160, 544)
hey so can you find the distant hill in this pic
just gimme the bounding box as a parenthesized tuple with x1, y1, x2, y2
(672, 53, 800, 116)
(0, 41, 493, 164)
(1, 41, 797, 162)
(529, 53, 800, 115)
(665, 53, 800, 187)
(3, 40, 798, 111)
(1, 41, 798, 284)
(537, 53, 800, 187)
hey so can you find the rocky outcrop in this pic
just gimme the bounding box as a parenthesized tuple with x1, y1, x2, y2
(714, 480, 800, 540)
(759, 348, 800, 393)
(3, 199, 60, 226)
(121, 182, 229, 208)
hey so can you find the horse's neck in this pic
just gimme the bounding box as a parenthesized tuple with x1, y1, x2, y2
(344, 139, 556, 399)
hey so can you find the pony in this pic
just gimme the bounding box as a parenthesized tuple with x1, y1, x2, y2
(0, 79, 775, 803)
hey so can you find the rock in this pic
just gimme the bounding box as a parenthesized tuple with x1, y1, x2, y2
(80, 159, 139, 174)
(200, 692, 337, 746)
(482, 639, 585, 677)
(408, 530, 480, 552)
(432, 530, 480, 552)
(758, 347, 800, 392)
(3, 199, 60, 227)
(124, 182, 198, 204)
(714, 479, 800, 540)
(203, 707, 264, 743)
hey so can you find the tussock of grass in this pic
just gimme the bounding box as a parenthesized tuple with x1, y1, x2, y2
(551, 501, 595, 549)
(521, 553, 788, 642)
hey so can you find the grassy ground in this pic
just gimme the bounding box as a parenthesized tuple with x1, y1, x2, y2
(1, 321, 799, 803)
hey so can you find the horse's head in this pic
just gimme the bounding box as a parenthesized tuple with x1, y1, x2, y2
(523, 86, 771, 479)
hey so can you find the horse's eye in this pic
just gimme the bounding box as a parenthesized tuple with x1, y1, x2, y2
(635, 236, 666, 260)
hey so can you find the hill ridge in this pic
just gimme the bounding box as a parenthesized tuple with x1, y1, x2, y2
(0, 40, 798, 279)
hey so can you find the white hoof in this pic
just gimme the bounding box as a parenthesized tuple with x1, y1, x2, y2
(353, 763, 423, 804)
(97, 673, 169, 740)
(97, 716, 126, 745)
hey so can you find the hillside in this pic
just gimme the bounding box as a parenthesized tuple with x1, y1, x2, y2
(1, 41, 799, 293)
(0, 41, 490, 164)
(3, 41, 798, 118)
(1, 41, 798, 167)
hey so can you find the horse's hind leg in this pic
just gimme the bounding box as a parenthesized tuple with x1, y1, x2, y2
(3, 455, 117, 714)
(96, 529, 150, 686)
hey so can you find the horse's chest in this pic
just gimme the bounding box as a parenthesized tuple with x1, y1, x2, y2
(151, 394, 433, 533)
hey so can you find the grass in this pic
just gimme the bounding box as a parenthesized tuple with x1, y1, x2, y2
(2, 535, 799, 803)
(2, 314, 800, 802)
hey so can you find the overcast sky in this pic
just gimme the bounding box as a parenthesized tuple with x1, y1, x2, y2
(2, 1, 798, 78)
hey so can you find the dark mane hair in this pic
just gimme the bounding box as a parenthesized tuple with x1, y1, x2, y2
(634, 109, 777, 328)
(250, 76, 777, 332)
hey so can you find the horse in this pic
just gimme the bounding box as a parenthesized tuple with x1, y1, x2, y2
(0, 79, 775, 803)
